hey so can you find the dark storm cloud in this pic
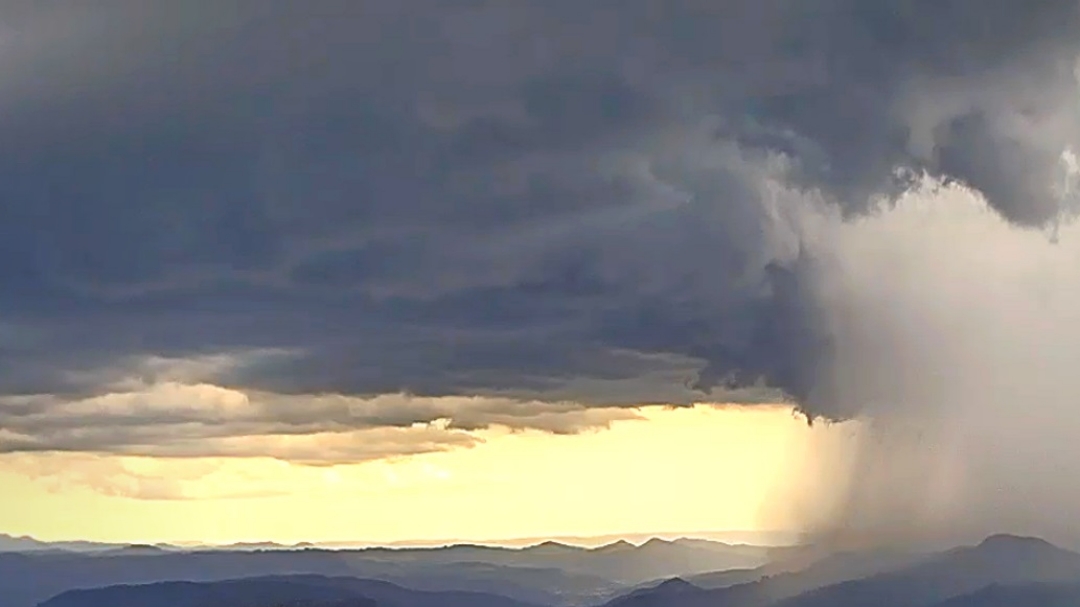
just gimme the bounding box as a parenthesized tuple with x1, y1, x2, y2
(1, 0, 1079, 447)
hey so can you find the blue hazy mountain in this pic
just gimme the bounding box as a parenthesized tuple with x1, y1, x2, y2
(929, 581, 1080, 607)
(0, 538, 765, 607)
(600, 534, 1080, 607)
(605, 544, 921, 607)
(0, 534, 139, 554)
(36, 574, 538, 607)
(774, 535, 1080, 607)
(37, 577, 378, 607)
(36, 570, 544, 604)
(15, 533, 1080, 607)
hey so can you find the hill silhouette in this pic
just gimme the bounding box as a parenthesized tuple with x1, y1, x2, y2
(930, 581, 1080, 607)
(772, 534, 1080, 607)
(13, 534, 1080, 607)
(597, 534, 1080, 607)
(0, 537, 765, 607)
(38, 575, 539, 607)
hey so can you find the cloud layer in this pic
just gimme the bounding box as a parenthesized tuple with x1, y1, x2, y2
(0, 377, 646, 461)
(2, 1, 1080, 473)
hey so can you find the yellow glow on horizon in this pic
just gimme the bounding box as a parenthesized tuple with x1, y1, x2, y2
(0, 405, 855, 545)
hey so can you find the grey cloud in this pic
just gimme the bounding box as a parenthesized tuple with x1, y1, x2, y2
(0, 0, 1078, 440)
(0, 409, 487, 464)
(0, 384, 642, 460)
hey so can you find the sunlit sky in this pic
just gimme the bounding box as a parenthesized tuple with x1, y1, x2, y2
(0, 405, 855, 545)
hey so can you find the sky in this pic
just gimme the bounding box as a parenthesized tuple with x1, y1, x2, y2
(0, 405, 855, 545)
(3, 1, 1080, 547)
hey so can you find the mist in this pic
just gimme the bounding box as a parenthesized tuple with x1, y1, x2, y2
(777, 168, 1080, 550)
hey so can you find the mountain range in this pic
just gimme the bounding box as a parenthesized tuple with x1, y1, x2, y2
(5, 533, 1080, 607)
(37, 575, 539, 607)
(0, 536, 768, 607)
(605, 534, 1080, 607)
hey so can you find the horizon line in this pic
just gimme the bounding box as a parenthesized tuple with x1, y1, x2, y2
(2, 528, 803, 550)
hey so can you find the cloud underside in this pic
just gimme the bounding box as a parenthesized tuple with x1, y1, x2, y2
(2, 0, 1080, 459)
(0, 380, 655, 462)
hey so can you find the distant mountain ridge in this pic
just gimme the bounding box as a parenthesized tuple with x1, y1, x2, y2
(12, 532, 1080, 607)
(37, 574, 539, 607)
(0, 536, 767, 607)
(774, 534, 1080, 607)
(603, 533, 1080, 607)
(930, 580, 1080, 607)
(0, 530, 795, 553)
(38, 577, 378, 607)
(0, 534, 150, 554)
